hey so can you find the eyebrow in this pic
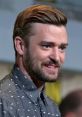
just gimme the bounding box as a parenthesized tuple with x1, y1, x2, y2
(61, 43, 68, 46)
(40, 41, 68, 46)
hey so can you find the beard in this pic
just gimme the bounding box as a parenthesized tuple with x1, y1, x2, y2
(23, 50, 61, 83)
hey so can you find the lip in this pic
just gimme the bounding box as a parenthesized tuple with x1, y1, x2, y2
(43, 64, 59, 74)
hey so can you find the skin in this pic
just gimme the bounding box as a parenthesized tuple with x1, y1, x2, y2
(15, 23, 68, 88)
(64, 106, 82, 117)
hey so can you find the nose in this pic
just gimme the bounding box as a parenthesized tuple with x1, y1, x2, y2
(50, 47, 60, 61)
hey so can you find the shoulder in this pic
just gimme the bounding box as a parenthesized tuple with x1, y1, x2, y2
(46, 96, 58, 107)
(0, 73, 11, 88)
(0, 73, 16, 98)
(0, 73, 12, 90)
(46, 96, 61, 116)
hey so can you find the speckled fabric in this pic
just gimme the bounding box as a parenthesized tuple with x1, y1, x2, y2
(0, 65, 60, 117)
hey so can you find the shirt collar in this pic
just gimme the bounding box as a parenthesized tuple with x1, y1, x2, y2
(11, 65, 45, 103)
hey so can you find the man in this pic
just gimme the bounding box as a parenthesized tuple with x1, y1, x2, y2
(0, 4, 68, 117)
(59, 90, 82, 117)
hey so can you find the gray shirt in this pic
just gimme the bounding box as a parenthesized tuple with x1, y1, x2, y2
(0, 65, 61, 117)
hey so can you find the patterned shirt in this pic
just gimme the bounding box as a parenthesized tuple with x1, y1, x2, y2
(0, 65, 61, 117)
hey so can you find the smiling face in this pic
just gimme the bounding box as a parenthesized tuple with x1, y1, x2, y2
(23, 23, 68, 82)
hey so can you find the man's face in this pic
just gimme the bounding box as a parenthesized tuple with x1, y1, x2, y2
(23, 23, 68, 82)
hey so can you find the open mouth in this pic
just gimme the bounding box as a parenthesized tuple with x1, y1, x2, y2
(43, 63, 59, 74)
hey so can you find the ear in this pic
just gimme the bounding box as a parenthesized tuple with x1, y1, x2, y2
(14, 36, 25, 55)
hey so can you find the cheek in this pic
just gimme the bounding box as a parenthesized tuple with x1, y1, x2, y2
(29, 43, 51, 62)
(34, 53, 46, 62)
(60, 53, 65, 64)
(33, 48, 50, 61)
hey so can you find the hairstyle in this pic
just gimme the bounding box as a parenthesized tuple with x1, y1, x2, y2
(59, 90, 82, 117)
(13, 4, 67, 55)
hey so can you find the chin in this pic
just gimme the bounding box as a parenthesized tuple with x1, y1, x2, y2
(47, 77, 58, 82)
(41, 73, 58, 82)
(42, 68, 59, 81)
(46, 79, 57, 82)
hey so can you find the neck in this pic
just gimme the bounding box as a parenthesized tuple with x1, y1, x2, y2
(15, 57, 45, 88)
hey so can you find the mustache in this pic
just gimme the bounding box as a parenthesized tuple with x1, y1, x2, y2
(44, 58, 61, 67)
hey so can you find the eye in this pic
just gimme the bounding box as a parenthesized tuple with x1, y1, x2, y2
(40, 41, 54, 49)
(59, 44, 67, 52)
(41, 44, 52, 48)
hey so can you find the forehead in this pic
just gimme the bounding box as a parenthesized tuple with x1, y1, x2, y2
(30, 23, 68, 43)
(32, 23, 67, 33)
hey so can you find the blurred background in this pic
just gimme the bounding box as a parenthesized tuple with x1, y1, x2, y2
(0, 0, 82, 104)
